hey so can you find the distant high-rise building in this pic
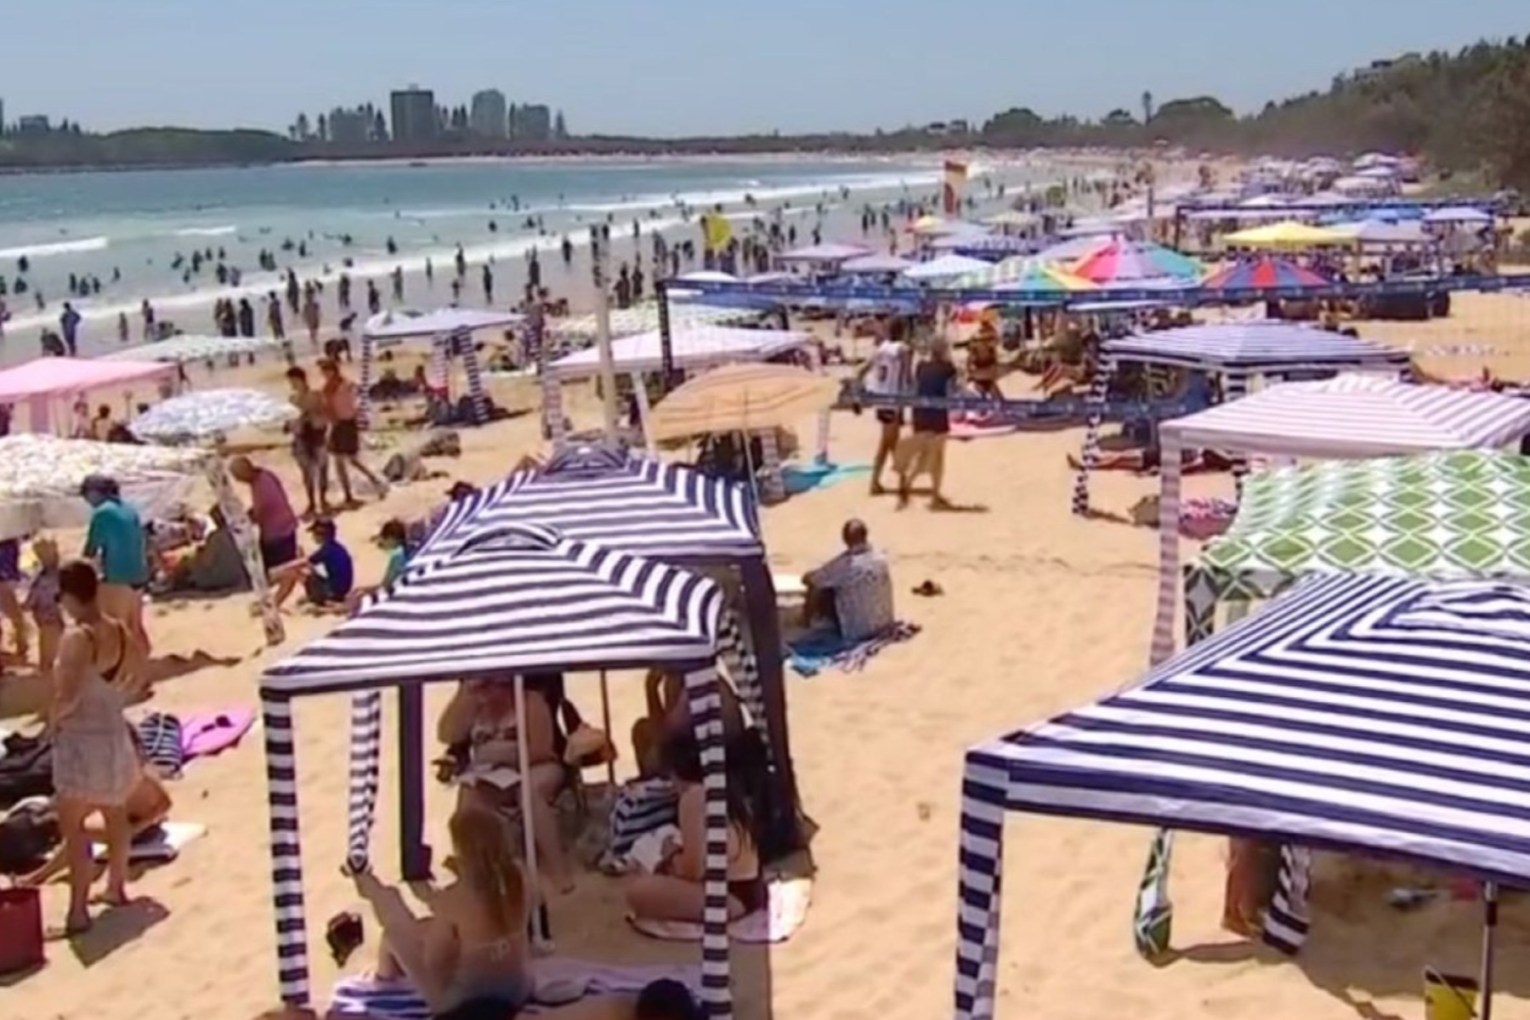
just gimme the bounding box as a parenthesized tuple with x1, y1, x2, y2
(0, 98, 6, 135)
(390, 87, 437, 143)
(16, 115, 51, 136)
(511, 103, 552, 141)
(328, 107, 371, 145)
(469, 89, 508, 139)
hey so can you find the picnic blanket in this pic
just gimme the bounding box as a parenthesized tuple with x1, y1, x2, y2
(786, 621, 920, 677)
(329, 957, 701, 1020)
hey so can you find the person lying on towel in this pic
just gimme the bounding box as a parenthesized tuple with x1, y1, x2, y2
(16, 738, 172, 888)
(801, 519, 894, 642)
(625, 731, 766, 924)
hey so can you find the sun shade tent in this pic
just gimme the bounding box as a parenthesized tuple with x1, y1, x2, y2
(547, 326, 811, 381)
(1071, 323, 1412, 514)
(1222, 220, 1351, 249)
(1198, 257, 1329, 291)
(394, 450, 801, 873)
(953, 571, 1530, 1020)
(259, 522, 741, 1017)
(0, 434, 283, 644)
(1186, 451, 1530, 647)
(900, 254, 994, 282)
(774, 242, 871, 265)
(358, 307, 522, 428)
(547, 303, 762, 341)
(1145, 375, 1530, 665)
(0, 356, 177, 432)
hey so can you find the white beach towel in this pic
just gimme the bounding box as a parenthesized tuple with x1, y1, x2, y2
(629, 877, 812, 944)
(328, 956, 701, 1020)
(92, 821, 206, 864)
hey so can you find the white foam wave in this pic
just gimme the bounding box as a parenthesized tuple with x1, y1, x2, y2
(0, 236, 110, 260)
(570, 170, 942, 215)
(173, 225, 238, 237)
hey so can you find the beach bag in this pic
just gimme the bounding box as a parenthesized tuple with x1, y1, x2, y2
(137, 712, 185, 778)
(0, 887, 44, 974)
(0, 798, 59, 875)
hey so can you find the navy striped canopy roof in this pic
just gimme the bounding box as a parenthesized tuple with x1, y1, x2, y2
(417, 453, 763, 569)
(965, 572, 1530, 884)
(1104, 320, 1410, 373)
(262, 522, 723, 695)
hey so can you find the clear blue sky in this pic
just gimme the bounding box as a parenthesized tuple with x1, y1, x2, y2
(4, 0, 1527, 136)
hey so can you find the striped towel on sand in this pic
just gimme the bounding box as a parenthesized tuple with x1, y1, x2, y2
(786, 621, 920, 677)
(330, 958, 700, 1020)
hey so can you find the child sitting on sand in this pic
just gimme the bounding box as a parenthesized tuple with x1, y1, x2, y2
(26, 536, 63, 678)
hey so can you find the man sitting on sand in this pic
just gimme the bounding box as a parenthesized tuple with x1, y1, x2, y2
(802, 519, 893, 641)
(270, 517, 354, 611)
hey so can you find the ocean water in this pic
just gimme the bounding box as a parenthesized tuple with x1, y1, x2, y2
(0, 156, 989, 347)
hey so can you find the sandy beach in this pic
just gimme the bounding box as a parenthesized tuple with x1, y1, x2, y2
(6, 168, 1530, 1020)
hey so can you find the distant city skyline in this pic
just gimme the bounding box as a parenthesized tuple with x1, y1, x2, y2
(3, 0, 1528, 136)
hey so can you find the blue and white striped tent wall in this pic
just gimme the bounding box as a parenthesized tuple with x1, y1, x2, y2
(953, 573, 1530, 1020)
(415, 453, 764, 570)
(258, 522, 738, 1018)
(1070, 321, 1411, 515)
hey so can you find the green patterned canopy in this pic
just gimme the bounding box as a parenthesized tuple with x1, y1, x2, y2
(1202, 451, 1530, 578)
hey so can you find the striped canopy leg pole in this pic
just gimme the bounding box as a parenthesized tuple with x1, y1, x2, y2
(1070, 354, 1116, 516)
(358, 334, 375, 430)
(718, 608, 768, 756)
(1262, 845, 1312, 954)
(805, 344, 831, 464)
(344, 690, 383, 874)
(757, 428, 786, 504)
(532, 308, 568, 451)
(682, 662, 733, 1020)
(953, 757, 1007, 1020)
(1224, 371, 1249, 498)
(1149, 428, 1184, 666)
(261, 695, 311, 1008)
(204, 458, 284, 645)
(459, 329, 490, 425)
(430, 333, 449, 399)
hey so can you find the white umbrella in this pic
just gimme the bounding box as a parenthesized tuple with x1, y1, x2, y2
(130, 388, 298, 443)
(901, 254, 992, 282)
(363, 307, 524, 341)
(647, 363, 839, 442)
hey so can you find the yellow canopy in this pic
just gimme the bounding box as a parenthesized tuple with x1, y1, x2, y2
(648, 363, 840, 442)
(1223, 220, 1351, 249)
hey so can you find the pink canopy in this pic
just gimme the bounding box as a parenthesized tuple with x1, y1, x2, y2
(0, 357, 174, 403)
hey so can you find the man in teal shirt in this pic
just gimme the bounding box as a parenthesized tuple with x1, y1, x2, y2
(81, 474, 150, 653)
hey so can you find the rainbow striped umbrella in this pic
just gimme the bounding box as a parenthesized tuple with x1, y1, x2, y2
(1200, 257, 1330, 291)
(944, 256, 1098, 292)
(1071, 239, 1204, 285)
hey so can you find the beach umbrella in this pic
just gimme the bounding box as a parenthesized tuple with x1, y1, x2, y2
(840, 253, 915, 274)
(901, 253, 991, 282)
(129, 387, 298, 443)
(1199, 257, 1329, 291)
(1424, 206, 1493, 226)
(1034, 234, 1116, 264)
(363, 307, 524, 341)
(1071, 238, 1204, 286)
(673, 270, 739, 284)
(910, 214, 973, 235)
(647, 363, 839, 442)
(1223, 220, 1351, 249)
(1327, 219, 1430, 247)
(946, 256, 1096, 292)
(983, 209, 1040, 229)
(929, 228, 994, 251)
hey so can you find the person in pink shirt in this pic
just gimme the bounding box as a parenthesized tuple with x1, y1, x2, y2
(228, 456, 300, 570)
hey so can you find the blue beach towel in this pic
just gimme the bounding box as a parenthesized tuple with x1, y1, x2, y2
(781, 461, 871, 496)
(787, 621, 920, 677)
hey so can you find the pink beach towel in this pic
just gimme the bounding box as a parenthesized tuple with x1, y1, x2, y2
(179, 709, 256, 761)
(629, 877, 812, 944)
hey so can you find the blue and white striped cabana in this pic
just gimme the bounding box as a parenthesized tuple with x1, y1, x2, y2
(358, 307, 522, 429)
(954, 572, 1530, 1020)
(1071, 321, 1411, 514)
(260, 522, 739, 1017)
(396, 447, 800, 871)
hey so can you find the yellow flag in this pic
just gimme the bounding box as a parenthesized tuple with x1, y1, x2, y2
(704, 211, 733, 251)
